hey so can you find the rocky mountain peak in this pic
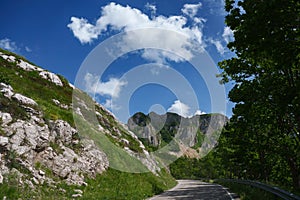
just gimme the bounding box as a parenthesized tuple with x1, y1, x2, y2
(127, 111, 228, 158)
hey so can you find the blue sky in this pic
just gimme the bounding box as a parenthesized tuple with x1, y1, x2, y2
(0, 0, 235, 122)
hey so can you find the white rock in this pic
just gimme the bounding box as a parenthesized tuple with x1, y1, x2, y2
(69, 83, 75, 89)
(30, 115, 43, 124)
(73, 189, 83, 194)
(98, 125, 104, 131)
(72, 194, 82, 198)
(0, 112, 12, 126)
(60, 104, 69, 109)
(72, 140, 79, 145)
(24, 180, 35, 189)
(82, 182, 88, 187)
(10, 129, 25, 146)
(95, 111, 102, 117)
(12, 145, 30, 155)
(12, 93, 37, 106)
(52, 120, 76, 144)
(52, 99, 60, 105)
(39, 71, 63, 86)
(39, 126, 50, 141)
(77, 100, 89, 111)
(32, 177, 39, 185)
(0, 136, 9, 146)
(24, 123, 39, 148)
(0, 174, 3, 184)
(52, 99, 68, 109)
(17, 59, 43, 72)
(59, 188, 66, 193)
(0, 83, 14, 98)
(39, 170, 45, 176)
(0, 54, 16, 62)
(59, 166, 71, 178)
(75, 107, 83, 117)
(120, 138, 129, 146)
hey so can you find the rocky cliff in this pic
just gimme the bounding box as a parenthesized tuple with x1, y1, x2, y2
(0, 49, 165, 198)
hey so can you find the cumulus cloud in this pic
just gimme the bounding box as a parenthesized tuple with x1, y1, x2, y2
(67, 2, 205, 62)
(194, 109, 206, 115)
(167, 100, 190, 117)
(0, 38, 19, 52)
(222, 26, 234, 43)
(67, 17, 99, 44)
(84, 73, 127, 98)
(181, 2, 202, 18)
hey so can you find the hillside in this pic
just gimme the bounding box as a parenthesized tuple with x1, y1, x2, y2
(127, 111, 228, 159)
(0, 49, 176, 199)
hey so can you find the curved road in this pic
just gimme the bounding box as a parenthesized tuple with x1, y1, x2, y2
(148, 180, 236, 200)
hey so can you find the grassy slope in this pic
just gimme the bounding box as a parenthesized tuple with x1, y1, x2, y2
(0, 49, 176, 199)
(0, 169, 176, 200)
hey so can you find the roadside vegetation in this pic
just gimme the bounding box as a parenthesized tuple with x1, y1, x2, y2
(214, 180, 280, 200)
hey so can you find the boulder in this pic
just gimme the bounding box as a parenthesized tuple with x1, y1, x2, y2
(39, 71, 63, 86)
(12, 93, 37, 106)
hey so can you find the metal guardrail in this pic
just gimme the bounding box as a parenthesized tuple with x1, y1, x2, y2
(217, 179, 300, 200)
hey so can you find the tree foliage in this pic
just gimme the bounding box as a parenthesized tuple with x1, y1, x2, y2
(218, 0, 300, 190)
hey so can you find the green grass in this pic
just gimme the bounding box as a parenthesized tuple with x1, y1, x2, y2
(0, 168, 176, 200)
(0, 55, 74, 126)
(81, 168, 176, 199)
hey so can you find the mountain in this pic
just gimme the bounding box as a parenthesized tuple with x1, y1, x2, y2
(0, 49, 176, 199)
(127, 111, 228, 158)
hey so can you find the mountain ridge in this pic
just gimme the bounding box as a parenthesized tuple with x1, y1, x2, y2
(127, 111, 228, 158)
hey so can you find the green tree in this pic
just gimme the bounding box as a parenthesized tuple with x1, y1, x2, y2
(219, 0, 300, 190)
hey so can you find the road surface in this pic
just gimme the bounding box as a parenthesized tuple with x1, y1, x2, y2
(148, 180, 236, 200)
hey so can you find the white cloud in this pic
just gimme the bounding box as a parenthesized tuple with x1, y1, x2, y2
(145, 2, 156, 17)
(202, 0, 226, 16)
(67, 17, 99, 44)
(222, 26, 234, 43)
(181, 2, 202, 18)
(167, 100, 190, 117)
(194, 109, 206, 115)
(67, 2, 205, 62)
(0, 38, 19, 52)
(208, 26, 234, 56)
(193, 17, 206, 25)
(84, 73, 127, 98)
(210, 39, 226, 55)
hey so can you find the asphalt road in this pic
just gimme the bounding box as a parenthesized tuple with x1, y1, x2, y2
(148, 180, 235, 200)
